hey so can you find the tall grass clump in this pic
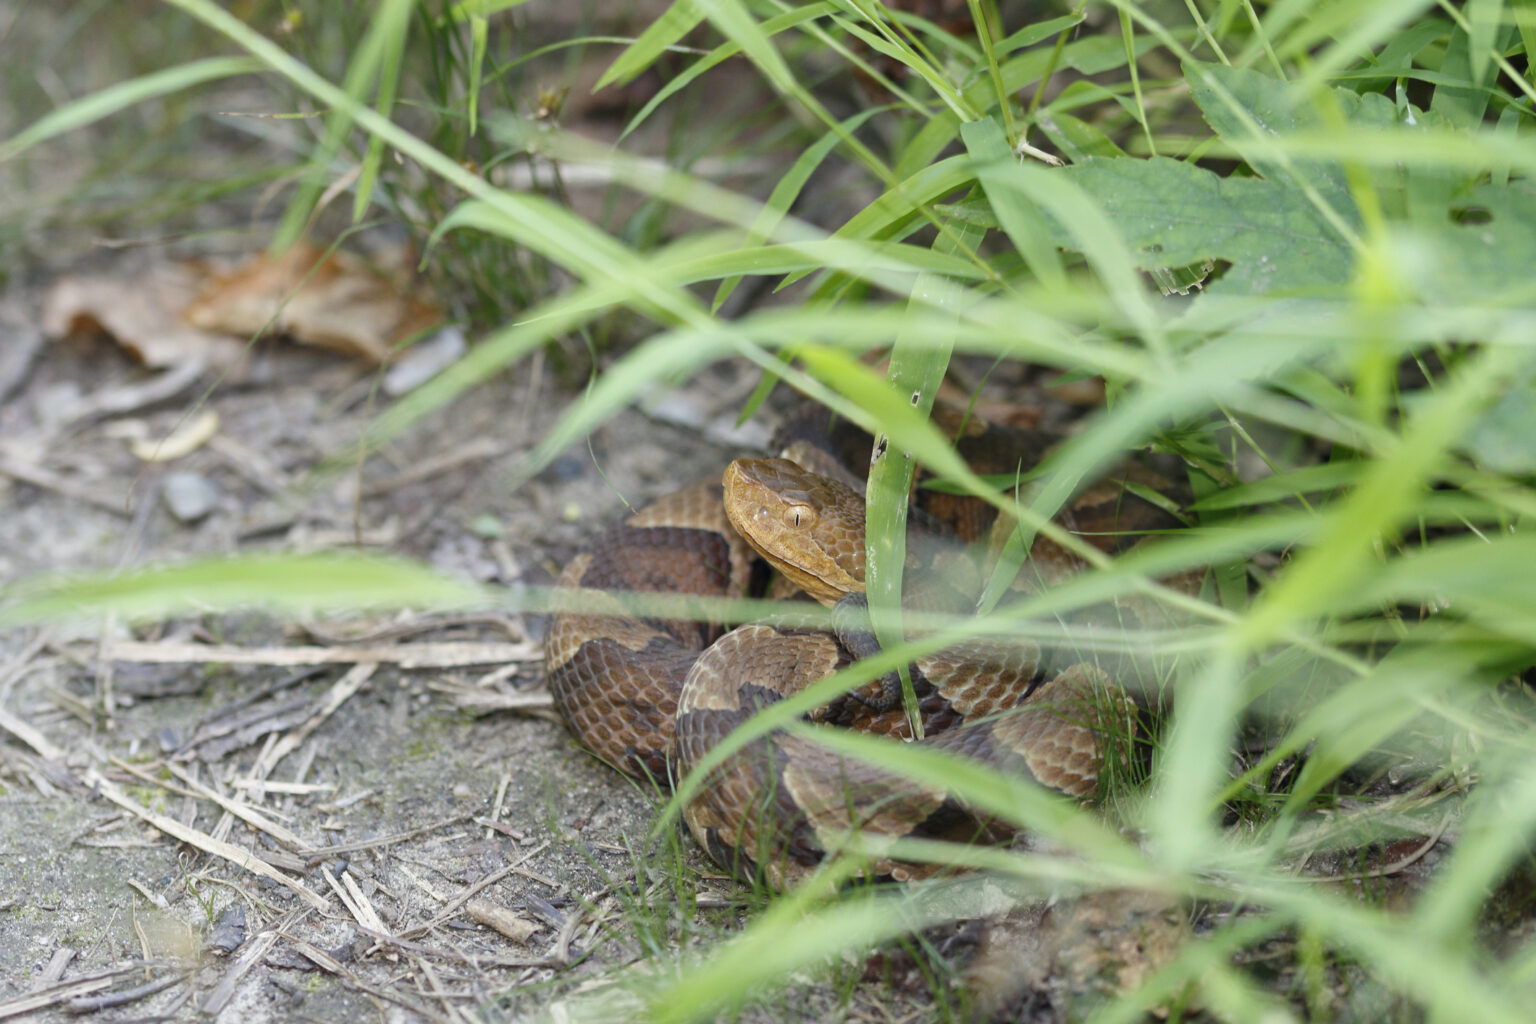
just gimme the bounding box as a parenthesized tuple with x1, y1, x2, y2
(4, 0, 1536, 1020)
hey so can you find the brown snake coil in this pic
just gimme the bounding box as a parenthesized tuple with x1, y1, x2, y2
(546, 449, 1156, 889)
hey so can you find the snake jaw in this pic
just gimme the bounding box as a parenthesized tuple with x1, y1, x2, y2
(723, 457, 867, 606)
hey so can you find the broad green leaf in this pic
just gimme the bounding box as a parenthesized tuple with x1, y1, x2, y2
(1459, 370, 1536, 473)
(994, 157, 1161, 341)
(1407, 179, 1536, 307)
(1049, 155, 1352, 296)
(1185, 60, 1385, 205)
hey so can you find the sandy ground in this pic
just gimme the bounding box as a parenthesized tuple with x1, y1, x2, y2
(0, 292, 850, 1021)
(0, 6, 916, 1016)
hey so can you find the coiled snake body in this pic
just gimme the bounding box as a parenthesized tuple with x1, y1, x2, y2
(547, 434, 1169, 888)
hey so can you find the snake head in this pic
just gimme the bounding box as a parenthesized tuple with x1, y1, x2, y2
(722, 457, 866, 606)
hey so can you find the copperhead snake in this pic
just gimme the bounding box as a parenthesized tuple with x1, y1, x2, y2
(546, 421, 1179, 888)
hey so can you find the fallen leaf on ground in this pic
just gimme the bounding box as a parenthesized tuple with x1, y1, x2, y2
(42, 263, 246, 369)
(183, 242, 442, 363)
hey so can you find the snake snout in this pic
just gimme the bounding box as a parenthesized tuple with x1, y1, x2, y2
(722, 457, 867, 605)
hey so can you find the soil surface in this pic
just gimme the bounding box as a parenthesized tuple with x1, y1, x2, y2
(0, 307, 841, 1021)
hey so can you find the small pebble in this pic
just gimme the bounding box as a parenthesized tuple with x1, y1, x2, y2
(162, 471, 220, 522)
(383, 324, 466, 396)
(206, 903, 246, 955)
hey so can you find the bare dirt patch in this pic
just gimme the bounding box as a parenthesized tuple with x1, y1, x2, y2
(0, 287, 815, 1021)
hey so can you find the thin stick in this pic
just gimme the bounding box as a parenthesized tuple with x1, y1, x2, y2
(104, 640, 538, 668)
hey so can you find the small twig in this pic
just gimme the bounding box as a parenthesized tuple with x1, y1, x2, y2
(230, 778, 333, 795)
(0, 962, 173, 1020)
(0, 456, 132, 516)
(486, 772, 511, 840)
(431, 678, 553, 717)
(302, 612, 527, 647)
(1335, 810, 1457, 881)
(61, 358, 205, 425)
(80, 763, 331, 911)
(237, 663, 376, 796)
(104, 640, 538, 668)
(66, 971, 183, 1013)
(0, 704, 64, 759)
(551, 900, 589, 967)
(111, 756, 308, 850)
(207, 433, 292, 494)
(34, 947, 76, 988)
(200, 912, 304, 1016)
(278, 935, 454, 1024)
(359, 437, 504, 496)
(0, 629, 51, 698)
(0, 979, 113, 1020)
(351, 922, 555, 969)
(325, 866, 394, 951)
(401, 840, 552, 939)
(297, 814, 473, 860)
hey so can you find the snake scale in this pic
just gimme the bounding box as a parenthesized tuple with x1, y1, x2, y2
(546, 418, 1180, 888)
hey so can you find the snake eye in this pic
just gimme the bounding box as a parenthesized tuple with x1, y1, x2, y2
(782, 503, 817, 529)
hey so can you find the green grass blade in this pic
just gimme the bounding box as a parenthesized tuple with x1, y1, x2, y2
(467, 14, 488, 135)
(443, 0, 536, 18)
(712, 104, 884, 311)
(1239, 343, 1523, 647)
(863, 213, 985, 730)
(270, 0, 412, 248)
(353, 0, 413, 222)
(595, 0, 703, 90)
(0, 55, 261, 163)
(0, 554, 483, 627)
(962, 117, 1066, 289)
(619, 3, 836, 141)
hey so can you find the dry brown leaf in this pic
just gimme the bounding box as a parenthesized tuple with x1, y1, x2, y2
(182, 242, 442, 363)
(42, 263, 246, 369)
